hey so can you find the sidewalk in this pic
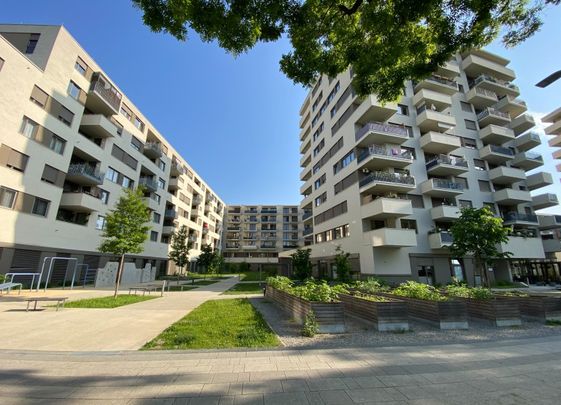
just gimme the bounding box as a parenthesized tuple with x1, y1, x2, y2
(0, 277, 238, 351)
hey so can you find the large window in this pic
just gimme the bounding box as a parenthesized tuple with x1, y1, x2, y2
(95, 215, 106, 230)
(67, 81, 81, 101)
(31, 197, 49, 217)
(333, 150, 355, 174)
(49, 135, 65, 154)
(0, 145, 29, 173)
(0, 187, 17, 209)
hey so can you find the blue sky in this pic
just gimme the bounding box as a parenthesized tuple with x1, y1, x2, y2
(2, 1, 561, 210)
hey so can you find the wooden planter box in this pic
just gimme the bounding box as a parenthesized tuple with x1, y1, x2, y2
(339, 293, 409, 332)
(462, 297, 521, 327)
(496, 295, 561, 323)
(379, 293, 468, 329)
(265, 286, 346, 333)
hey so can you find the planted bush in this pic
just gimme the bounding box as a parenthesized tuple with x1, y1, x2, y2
(266, 276, 293, 291)
(354, 278, 389, 295)
(392, 281, 448, 301)
(446, 285, 494, 300)
(266, 276, 348, 302)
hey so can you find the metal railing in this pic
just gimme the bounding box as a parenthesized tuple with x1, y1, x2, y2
(472, 87, 498, 99)
(355, 121, 408, 142)
(303, 227, 314, 236)
(504, 212, 538, 223)
(303, 211, 313, 220)
(89, 73, 122, 112)
(470, 74, 519, 92)
(477, 107, 510, 121)
(139, 177, 158, 190)
(432, 179, 464, 191)
(357, 145, 412, 163)
(489, 145, 514, 156)
(426, 74, 458, 89)
(67, 164, 103, 183)
(426, 155, 468, 170)
(144, 142, 163, 155)
(359, 171, 415, 188)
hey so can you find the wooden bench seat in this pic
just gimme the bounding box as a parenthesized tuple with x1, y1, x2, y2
(25, 297, 68, 311)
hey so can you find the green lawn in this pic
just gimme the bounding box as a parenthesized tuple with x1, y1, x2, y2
(239, 271, 269, 282)
(143, 298, 280, 350)
(222, 282, 264, 295)
(64, 294, 158, 308)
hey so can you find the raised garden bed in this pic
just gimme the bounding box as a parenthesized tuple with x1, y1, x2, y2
(378, 293, 468, 329)
(461, 297, 521, 327)
(339, 293, 408, 332)
(497, 295, 561, 323)
(265, 286, 345, 333)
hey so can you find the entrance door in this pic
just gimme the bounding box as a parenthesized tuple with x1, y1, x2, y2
(417, 265, 435, 285)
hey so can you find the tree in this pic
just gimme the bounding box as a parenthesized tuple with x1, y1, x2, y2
(291, 248, 312, 281)
(169, 225, 192, 276)
(334, 246, 351, 283)
(449, 207, 511, 288)
(210, 251, 225, 275)
(197, 244, 216, 275)
(99, 188, 151, 297)
(132, 0, 559, 102)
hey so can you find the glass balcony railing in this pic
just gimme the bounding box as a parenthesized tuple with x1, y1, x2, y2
(139, 177, 158, 191)
(504, 212, 538, 223)
(432, 179, 464, 191)
(489, 145, 515, 156)
(303, 211, 313, 220)
(426, 155, 468, 170)
(425, 74, 458, 89)
(355, 122, 408, 142)
(473, 87, 498, 98)
(303, 227, 314, 236)
(359, 171, 415, 188)
(357, 145, 412, 163)
(470, 74, 519, 92)
(67, 163, 103, 184)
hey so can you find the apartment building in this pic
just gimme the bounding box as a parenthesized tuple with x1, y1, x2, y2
(543, 107, 561, 171)
(0, 25, 224, 279)
(292, 49, 558, 285)
(222, 205, 302, 271)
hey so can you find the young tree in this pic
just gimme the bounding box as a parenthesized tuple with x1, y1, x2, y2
(99, 188, 151, 297)
(334, 246, 351, 283)
(197, 244, 216, 276)
(169, 225, 191, 276)
(133, 0, 558, 102)
(291, 248, 312, 281)
(449, 207, 512, 287)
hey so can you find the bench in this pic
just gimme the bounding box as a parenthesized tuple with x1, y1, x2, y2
(0, 282, 23, 295)
(25, 297, 68, 311)
(129, 282, 166, 296)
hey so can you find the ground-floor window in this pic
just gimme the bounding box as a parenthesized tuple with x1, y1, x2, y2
(450, 259, 465, 283)
(417, 265, 435, 285)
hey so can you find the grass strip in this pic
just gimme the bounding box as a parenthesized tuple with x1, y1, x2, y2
(222, 282, 264, 295)
(64, 294, 157, 308)
(143, 298, 280, 350)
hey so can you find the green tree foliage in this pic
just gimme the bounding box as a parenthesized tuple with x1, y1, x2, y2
(197, 244, 216, 274)
(449, 207, 511, 288)
(291, 248, 312, 281)
(99, 188, 151, 297)
(132, 0, 559, 101)
(169, 225, 191, 276)
(334, 246, 351, 282)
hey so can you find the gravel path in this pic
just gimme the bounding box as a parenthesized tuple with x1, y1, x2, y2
(250, 296, 561, 349)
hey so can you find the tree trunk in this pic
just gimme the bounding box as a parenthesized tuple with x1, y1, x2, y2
(476, 257, 490, 288)
(114, 254, 125, 298)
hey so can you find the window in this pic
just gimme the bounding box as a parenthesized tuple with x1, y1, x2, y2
(458, 84, 464, 93)
(459, 200, 473, 208)
(122, 176, 133, 189)
(150, 231, 158, 242)
(473, 159, 486, 171)
(106, 167, 119, 183)
(314, 201, 347, 225)
(31, 197, 49, 217)
(405, 125, 414, 138)
(0, 187, 17, 209)
(21, 117, 37, 138)
(397, 104, 409, 115)
(120, 104, 132, 120)
(49, 135, 65, 154)
(130, 136, 143, 152)
(67, 81, 81, 100)
(153, 212, 161, 223)
(158, 160, 166, 171)
(334, 172, 359, 194)
(314, 173, 326, 190)
(312, 123, 324, 141)
(460, 102, 473, 113)
(408, 194, 425, 209)
(41, 165, 62, 186)
(100, 189, 109, 204)
(134, 117, 145, 132)
(465, 119, 477, 130)
(153, 193, 161, 204)
(0, 57, 4, 72)
(455, 177, 468, 190)
(75, 57, 87, 76)
(460, 137, 477, 149)
(25, 34, 40, 54)
(0, 145, 29, 172)
(313, 139, 325, 157)
(401, 219, 417, 233)
(333, 150, 355, 174)
(95, 215, 106, 230)
(30, 86, 48, 107)
(478, 180, 492, 192)
(157, 178, 166, 189)
(314, 192, 327, 207)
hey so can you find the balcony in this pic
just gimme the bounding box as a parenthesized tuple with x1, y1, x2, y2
(545, 120, 561, 136)
(357, 146, 413, 170)
(355, 96, 398, 124)
(59, 191, 102, 213)
(420, 178, 464, 197)
(300, 151, 311, 168)
(466, 87, 498, 108)
(497, 235, 544, 259)
(538, 215, 561, 230)
(479, 144, 515, 164)
(478, 125, 515, 145)
(511, 151, 543, 171)
(79, 114, 119, 138)
(492, 188, 532, 204)
(193, 196, 203, 205)
(503, 212, 538, 226)
(142, 197, 160, 211)
(139, 177, 158, 193)
(461, 52, 516, 82)
(494, 95, 527, 117)
(514, 132, 541, 152)
(300, 167, 311, 182)
(532, 193, 559, 210)
(168, 177, 180, 190)
(143, 142, 163, 159)
(355, 122, 409, 146)
(360, 197, 412, 220)
(437, 61, 460, 78)
(428, 231, 453, 249)
(170, 159, 185, 176)
(419, 131, 460, 154)
(86, 72, 122, 116)
(66, 164, 104, 186)
(430, 205, 461, 222)
(526, 172, 553, 191)
(413, 75, 458, 95)
(425, 155, 468, 176)
(469, 74, 520, 98)
(510, 113, 536, 136)
(359, 171, 416, 194)
(549, 134, 561, 147)
(477, 108, 510, 127)
(416, 108, 456, 133)
(302, 211, 313, 221)
(364, 228, 417, 248)
(162, 225, 176, 235)
(164, 209, 177, 219)
(412, 89, 452, 110)
(303, 226, 314, 236)
(488, 166, 526, 185)
(300, 136, 311, 154)
(542, 238, 561, 254)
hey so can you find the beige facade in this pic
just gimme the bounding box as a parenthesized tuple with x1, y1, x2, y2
(543, 106, 561, 172)
(291, 49, 556, 285)
(0, 25, 224, 278)
(222, 205, 302, 270)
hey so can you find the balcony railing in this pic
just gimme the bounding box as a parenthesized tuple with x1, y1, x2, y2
(504, 212, 538, 223)
(357, 145, 412, 163)
(489, 145, 515, 156)
(473, 87, 498, 98)
(143, 142, 163, 156)
(67, 164, 103, 184)
(477, 107, 510, 121)
(139, 177, 158, 191)
(89, 73, 122, 112)
(303, 227, 314, 236)
(355, 122, 408, 142)
(428, 230, 454, 243)
(303, 211, 313, 220)
(426, 155, 468, 170)
(426, 74, 458, 89)
(497, 95, 526, 106)
(164, 209, 177, 218)
(359, 171, 415, 188)
(432, 179, 464, 191)
(470, 74, 519, 92)
(521, 151, 543, 162)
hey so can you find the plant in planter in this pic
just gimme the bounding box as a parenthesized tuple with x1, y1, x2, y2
(302, 310, 319, 337)
(354, 278, 389, 294)
(392, 281, 448, 301)
(446, 285, 493, 300)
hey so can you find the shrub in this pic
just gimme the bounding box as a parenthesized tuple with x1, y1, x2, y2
(267, 277, 348, 302)
(353, 292, 388, 302)
(302, 310, 319, 337)
(392, 281, 447, 301)
(266, 276, 293, 291)
(446, 285, 493, 300)
(354, 278, 389, 295)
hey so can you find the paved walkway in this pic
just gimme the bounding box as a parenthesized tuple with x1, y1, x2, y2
(1, 335, 560, 404)
(0, 277, 238, 351)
